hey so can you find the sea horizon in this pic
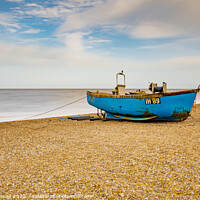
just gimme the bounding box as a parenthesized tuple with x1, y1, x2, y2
(0, 87, 198, 89)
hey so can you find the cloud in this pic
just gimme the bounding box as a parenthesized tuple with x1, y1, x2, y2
(138, 36, 200, 50)
(58, 0, 146, 32)
(20, 29, 42, 34)
(0, 41, 62, 68)
(57, 0, 104, 9)
(7, 28, 18, 33)
(58, 0, 200, 39)
(1, 0, 200, 88)
(0, 13, 21, 29)
(0, 38, 199, 88)
(61, 32, 111, 52)
(129, 21, 183, 39)
(24, 3, 72, 19)
(171, 56, 200, 68)
(87, 37, 111, 44)
(6, 0, 24, 2)
(25, 3, 42, 8)
(64, 32, 85, 52)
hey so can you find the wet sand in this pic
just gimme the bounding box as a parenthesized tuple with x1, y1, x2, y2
(0, 105, 199, 199)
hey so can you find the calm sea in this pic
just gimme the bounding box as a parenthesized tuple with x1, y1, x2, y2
(0, 89, 199, 122)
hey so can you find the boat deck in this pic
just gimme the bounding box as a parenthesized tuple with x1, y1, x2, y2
(87, 89, 198, 99)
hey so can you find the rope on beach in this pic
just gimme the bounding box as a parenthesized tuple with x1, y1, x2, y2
(22, 95, 87, 120)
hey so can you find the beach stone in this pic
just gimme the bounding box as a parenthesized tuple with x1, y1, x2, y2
(0, 105, 199, 199)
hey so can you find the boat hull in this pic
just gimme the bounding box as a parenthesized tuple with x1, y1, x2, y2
(87, 90, 197, 121)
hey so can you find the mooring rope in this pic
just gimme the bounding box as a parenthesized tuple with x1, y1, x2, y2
(0, 95, 87, 129)
(22, 95, 87, 120)
(0, 95, 87, 123)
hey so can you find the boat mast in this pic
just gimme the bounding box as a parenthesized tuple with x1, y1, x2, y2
(115, 70, 126, 95)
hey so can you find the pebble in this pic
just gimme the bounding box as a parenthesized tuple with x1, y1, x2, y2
(0, 106, 199, 199)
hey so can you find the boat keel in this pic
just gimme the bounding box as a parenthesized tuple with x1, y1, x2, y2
(105, 112, 158, 121)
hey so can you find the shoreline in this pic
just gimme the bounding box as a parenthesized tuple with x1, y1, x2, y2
(0, 105, 199, 198)
(0, 90, 199, 123)
(0, 101, 199, 123)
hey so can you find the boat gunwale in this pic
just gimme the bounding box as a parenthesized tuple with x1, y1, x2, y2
(87, 89, 198, 99)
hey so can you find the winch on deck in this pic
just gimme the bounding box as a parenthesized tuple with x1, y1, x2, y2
(149, 82, 167, 94)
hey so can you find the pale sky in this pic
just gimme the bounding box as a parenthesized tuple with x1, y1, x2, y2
(0, 0, 200, 89)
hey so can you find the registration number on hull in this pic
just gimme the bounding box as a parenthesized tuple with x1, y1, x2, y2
(145, 97, 161, 105)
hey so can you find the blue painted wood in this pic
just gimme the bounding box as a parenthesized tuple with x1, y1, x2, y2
(87, 92, 197, 121)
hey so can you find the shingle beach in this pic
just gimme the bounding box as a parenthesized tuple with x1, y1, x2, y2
(0, 105, 199, 199)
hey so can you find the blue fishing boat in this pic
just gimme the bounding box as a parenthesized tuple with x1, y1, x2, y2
(87, 71, 199, 121)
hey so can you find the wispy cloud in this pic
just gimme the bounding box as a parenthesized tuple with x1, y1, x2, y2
(57, 0, 105, 10)
(58, 0, 146, 33)
(24, 3, 72, 19)
(0, 13, 21, 29)
(138, 36, 200, 50)
(7, 28, 18, 33)
(129, 21, 183, 39)
(6, 0, 24, 2)
(25, 3, 42, 8)
(64, 32, 86, 52)
(20, 29, 42, 34)
(87, 37, 111, 44)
